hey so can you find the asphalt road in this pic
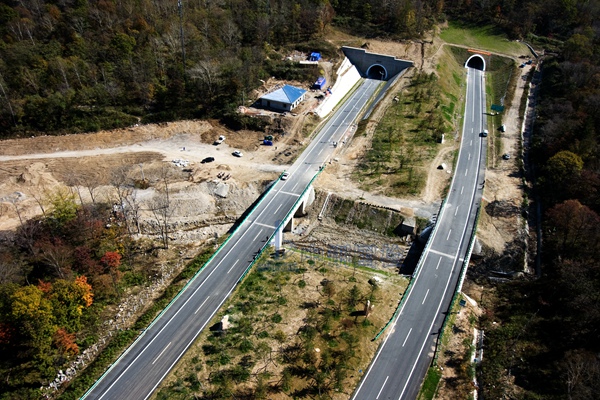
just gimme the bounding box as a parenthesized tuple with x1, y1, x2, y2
(82, 79, 382, 400)
(351, 67, 487, 400)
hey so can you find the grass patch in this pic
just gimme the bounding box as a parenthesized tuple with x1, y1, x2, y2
(418, 367, 442, 400)
(440, 21, 528, 57)
(355, 46, 464, 197)
(154, 251, 407, 399)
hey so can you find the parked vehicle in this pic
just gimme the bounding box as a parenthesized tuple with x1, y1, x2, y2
(481, 129, 489, 137)
(214, 135, 226, 145)
(232, 150, 243, 157)
(281, 172, 290, 180)
(201, 157, 215, 163)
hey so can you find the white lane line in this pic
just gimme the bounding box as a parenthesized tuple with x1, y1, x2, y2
(292, 181, 299, 191)
(101, 80, 377, 400)
(468, 153, 471, 160)
(396, 69, 485, 400)
(376, 376, 389, 399)
(152, 342, 171, 365)
(429, 249, 456, 259)
(274, 204, 282, 214)
(318, 148, 324, 155)
(227, 259, 239, 274)
(470, 140, 472, 146)
(422, 289, 430, 305)
(280, 191, 301, 197)
(461, 186, 464, 195)
(252, 229, 263, 241)
(465, 168, 468, 176)
(446, 229, 452, 241)
(254, 222, 275, 229)
(402, 328, 413, 347)
(455, 205, 460, 216)
(194, 296, 210, 315)
(436, 257, 442, 270)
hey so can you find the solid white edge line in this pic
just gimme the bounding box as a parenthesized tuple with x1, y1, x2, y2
(396, 67, 485, 400)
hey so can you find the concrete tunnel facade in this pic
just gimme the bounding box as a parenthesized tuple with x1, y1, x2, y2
(465, 54, 486, 71)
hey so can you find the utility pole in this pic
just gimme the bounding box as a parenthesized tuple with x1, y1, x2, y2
(178, 0, 186, 83)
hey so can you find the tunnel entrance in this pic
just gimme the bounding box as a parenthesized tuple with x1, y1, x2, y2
(465, 55, 486, 71)
(366, 64, 387, 80)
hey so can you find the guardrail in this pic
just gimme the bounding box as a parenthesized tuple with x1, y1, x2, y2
(81, 177, 281, 398)
(431, 204, 482, 364)
(372, 196, 448, 341)
(238, 166, 326, 282)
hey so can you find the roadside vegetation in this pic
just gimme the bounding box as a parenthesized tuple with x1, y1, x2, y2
(355, 45, 464, 197)
(154, 250, 407, 399)
(440, 21, 527, 57)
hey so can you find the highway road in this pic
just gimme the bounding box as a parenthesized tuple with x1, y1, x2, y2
(351, 67, 487, 400)
(82, 79, 382, 400)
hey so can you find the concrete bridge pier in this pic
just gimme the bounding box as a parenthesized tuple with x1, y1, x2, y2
(275, 185, 316, 250)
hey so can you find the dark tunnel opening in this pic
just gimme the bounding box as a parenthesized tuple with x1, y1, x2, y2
(466, 56, 485, 71)
(367, 65, 387, 80)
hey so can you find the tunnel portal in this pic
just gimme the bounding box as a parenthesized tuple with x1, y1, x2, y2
(465, 54, 486, 71)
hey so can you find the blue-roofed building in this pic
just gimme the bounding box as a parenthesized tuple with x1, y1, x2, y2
(260, 85, 307, 112)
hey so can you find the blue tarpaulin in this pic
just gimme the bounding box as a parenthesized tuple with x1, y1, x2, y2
(312, 76, 326, 90)
(309, 52, 321, 61)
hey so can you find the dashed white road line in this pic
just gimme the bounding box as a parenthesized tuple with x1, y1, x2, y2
(461, 186, 464, 195)
(152, 342, 171, 365)
(422, 289, 430, 305)
(227, 259, 239, 274)
(446, 229, 452, 241)
(402, 328, 413, 347)
(436, 257, 442, 270)
(252, 229, 263, 241)
(376, 376, 389, 399)
(455, 206, 460, 216)
(194, 297, 210, 315)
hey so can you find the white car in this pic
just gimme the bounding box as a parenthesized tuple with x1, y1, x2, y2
(232, 150, 243, 157)
(281, 172, 290, 180)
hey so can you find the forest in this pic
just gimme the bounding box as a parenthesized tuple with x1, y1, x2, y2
(0, 0, 600, 399)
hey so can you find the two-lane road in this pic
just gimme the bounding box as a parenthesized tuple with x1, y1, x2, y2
(82, 79, 382, 400)
(352, 67, 487, 400)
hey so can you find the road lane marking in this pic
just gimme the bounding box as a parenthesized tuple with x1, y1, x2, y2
(436, 257, 442, 270)
(465, 168, 468, 176)
(318, 148, 324, 155)
(152, 342, 171, 365)
(470, 140, 472, 146)
(422, 289, 430, 305)
(376, 376, 389, 399)
(252, 229, 264, 241)
(227, 259, 239, 274)
(274, 204, 282, 214)
(429, 249, 456, 259)
(468, 153, 471, 160)
(94, 79, 380, 400)
(461, 186, 464, 195)
(446, 229, 452, 241)
(280, 191, 301, 197)
(194, 296, 210, 315)
(254, 222, 275, 229)
(292, 182, 299, 191)
(455, 206, 459, 216)
(402, 328, 413, 347)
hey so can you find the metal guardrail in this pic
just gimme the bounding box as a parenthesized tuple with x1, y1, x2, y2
(372, 196, 448, 341)
(431, 204, 482, 364)
(238, 166, 326, 282)
(81, 177, 281, 399)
